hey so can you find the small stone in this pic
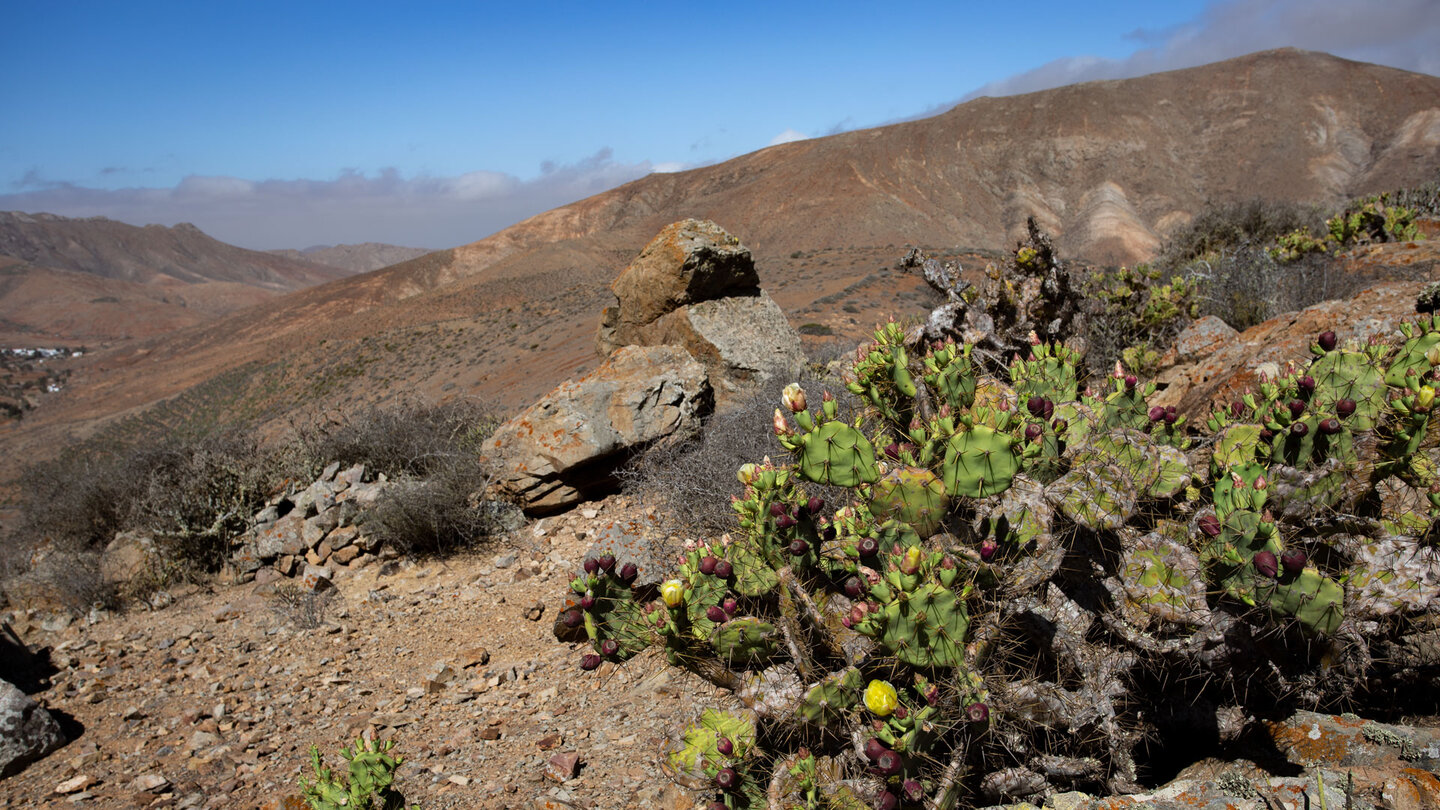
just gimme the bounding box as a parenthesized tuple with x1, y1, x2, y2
(478, 727, 501, 741)
(210, 603, 240, 623)
(132, 773, 170, 792)
(460, 647, 490, 668)
(525, 602, 545, 621)
(545, 752, 581, 782)
(537, 734, 562, 751)
(581, 508, 599, 519)
(447, 775, 470, 786)
(54, 775, 94, 794)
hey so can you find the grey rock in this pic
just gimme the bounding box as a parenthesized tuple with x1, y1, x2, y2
(99, 530, 157, 588)
(0, 677, 65, 778)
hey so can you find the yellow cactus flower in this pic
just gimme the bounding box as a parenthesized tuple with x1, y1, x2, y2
(781, 383, 807, 413)
(1419, 385, 1436, 410)
(661, 579, 686, 608)
(864, 679, 898, 717)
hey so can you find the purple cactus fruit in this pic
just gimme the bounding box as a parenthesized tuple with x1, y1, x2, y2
(716, 736, 734, 757)
(708, 803, 727, 810)
(844, 576, 864, 598)
(1124, 374, 1138, 390)
(807, 495, 824, 515)
(1337, 398, 1356, 418)
(1025, 422, 1043, 443)
(849, 605, 867, 626)
(1318, 330, 1338, 352)
(1044, 399, 1054, 419)
(1281, 548, 1308, 574)
(874, 791, 899, 810)
(579, 654, 603, 671)
(858, 537, 880, 557)
(583, 558, 600, 575)
(864, 737, 888, 762)
(883, 443, 901, 460)
(903, 779, 925, 802)
(706, 605, 728, 623)
(1027, 395, 1047, 418)
(1319, 418, 1342, 435)
(618, 562, 638, 584)
(1165, 406, 1178, 425)
(699, 555, 719, 575)
(823, 525, 837, 542)
(874, 750, 903, 776)
(597, 554, 616, 572)
(715, 767, 739, 791)
(966, 702, 989, 723)
(788, 538, 809, 556)
(722, 597, 739, 615)
(1290, 421, 1309, 436)
(979, 538, 999, 561)
(1254, 550, 1279, 578)
(1149, 405, 1166, 423)
(939, 555, 955, 570)
(776, 514, 797, 530)
(1288, 400, 1306, 419)
(1051, 417, 1068, 434)
(1298, 375, 1316, 397)
(1260, 428, 1276, 441)
(1231, 400, 1245, 418)
(714, 560, 734, 579)
(599, 638, 619, 657)
(894, 705, 908, 720)
(579, 592, 596, 610)
(561, 608, 584, 628)
(1198, 514, 1222, 537)
(769, 502, 788, 517)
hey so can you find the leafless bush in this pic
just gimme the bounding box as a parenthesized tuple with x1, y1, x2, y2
(365, 460, 513, 556)
(1157, 198, 1321, 269)
(269, 583, 337, 630)
(291, 399, 498, 479)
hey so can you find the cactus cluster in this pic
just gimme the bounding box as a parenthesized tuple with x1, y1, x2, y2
(298, 737, 412, 810)
(553, 306, 1440, 808)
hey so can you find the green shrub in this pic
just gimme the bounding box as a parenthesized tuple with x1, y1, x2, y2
(299, 736, 413, 810)
(1083, 264, 1201, 374)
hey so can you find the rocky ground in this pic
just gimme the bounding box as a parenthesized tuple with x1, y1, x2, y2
(6, 492, 1440, 810)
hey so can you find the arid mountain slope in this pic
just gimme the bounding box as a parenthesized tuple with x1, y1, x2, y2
(0, 212, 353, 290)
(268, 243, 433, 273)
(6, 49, 1440, 471)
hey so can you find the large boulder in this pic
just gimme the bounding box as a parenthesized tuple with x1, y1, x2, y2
(597, 219, 803, 403)
(483, 345, 712, 514)
(0, 677, 64, 779)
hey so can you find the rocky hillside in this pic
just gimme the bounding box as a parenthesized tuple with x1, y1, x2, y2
(267, 243, 433, 273)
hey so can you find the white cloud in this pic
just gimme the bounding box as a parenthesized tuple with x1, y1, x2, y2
(0, 149, 654, 250)
(649, 162, 688, 174)
(962, 0, 1440, 101)
(768, 129, 809, 146)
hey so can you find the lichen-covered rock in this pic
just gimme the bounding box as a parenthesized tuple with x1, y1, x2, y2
(484, 345, 712, 514)
(0, 677, 64, 778)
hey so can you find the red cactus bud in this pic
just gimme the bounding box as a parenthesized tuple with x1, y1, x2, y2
(883, 442, 901, 460)
(849, 605, 867, 626)
(562, 608, 584, 628)
(1260, 428, 1275, 441)
(1197, 514, 1221, 537)
(717, 736, 734, 757)
(966, 702, 989, 723)
(699, 555, 718, 575)
(1027, 396, 1047, 418)
(1044, 399, 1054, 419)
(1319, 418, 1341, 435)
(1124, 374, 1138, 389)
(1318, 331, 1337, 352)
(841, 614, 854, 629)
(1288, 400, 1306, 419)
(1254, 551, 1279, 578)
(600, 638, 619, 657)
(715, 767, 739, 791)
(807, 495, 824, 515)
(579, 654, 603, 671)
(940, 555, 955, 570)
(597, 554, 616, 572)
(619, 562, 638, 584)
(864, 737, 888, 762)
(788, 538, 809, 556)
(894, 705, 908, 720)
(1149, 405, 1166, 422)
(708, 803, 727, 810)
(714, 560, 734, 579)
(583, 558, 600, 574)
(1290, 421, 1309, 436)
(1336, 398, 1356, 418)
(579, 592, 596, 610)
(1051, 418, 1068, 434)
(777, 514, 798, 530)
(823, 525, 837, 542)
(1281, 549, 1307, 574)
(923, 684, 940, 705)
(979, 539, 998, 561)
(722, 597, 739, 615)
(706, 605, 728, 623)
(769, 502, 788, 517)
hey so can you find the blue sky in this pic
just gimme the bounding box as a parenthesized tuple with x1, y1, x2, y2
(2, 0, 1437, 250)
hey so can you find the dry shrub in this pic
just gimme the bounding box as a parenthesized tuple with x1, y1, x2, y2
(291, 399, 498, 479)
(364, 461, 517, 556)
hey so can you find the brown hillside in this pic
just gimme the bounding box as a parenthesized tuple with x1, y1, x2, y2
(0, 212, 353, 290)
(267, 243, 433, 273)
(5, 49, 1439, 474)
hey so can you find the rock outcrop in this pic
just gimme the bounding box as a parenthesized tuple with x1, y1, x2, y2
(596, 219, 803, 403)
(0, 678, 64, 779)
(484, 345, 711, 514)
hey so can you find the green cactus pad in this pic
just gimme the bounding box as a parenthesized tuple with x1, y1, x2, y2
(1265, 567, 1344, 635)
(871, 581, 969, 668)
(942, 424, 1019, 498)
(1051, 464, 1137, 531)
(1119, 529, 1209, 627)
(726, 541, 781, 597)
(794, 667, 864, 728)
(796, 421, 880, 487)
(978, 474, 1053, 548)
(711, 616, 780, 666)
(665, 708, 758, 782)
(1213, 423, 1265, 471)
(869, 465, 950, 537)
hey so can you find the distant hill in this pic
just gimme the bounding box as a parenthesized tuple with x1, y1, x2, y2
(0, 212, 353, 291)
(267, 243, 433, 273)
(5, 49, 1440, 477)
